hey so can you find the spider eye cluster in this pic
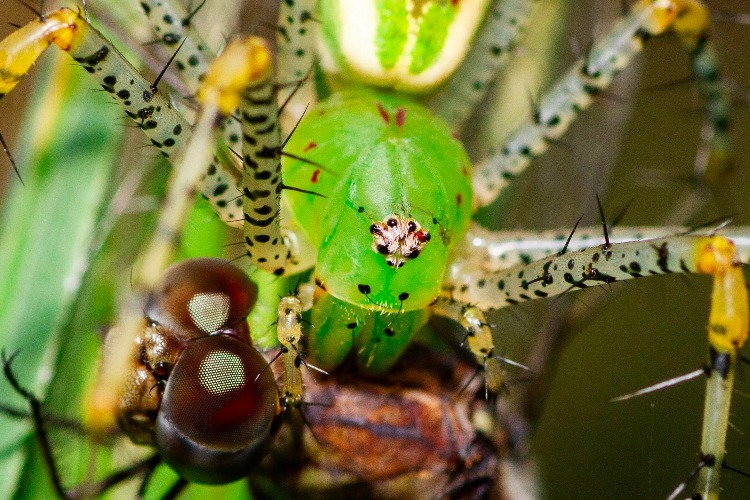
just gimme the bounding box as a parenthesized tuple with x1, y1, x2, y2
(370, 214, 431, 268)
(116, 258, 280, 484)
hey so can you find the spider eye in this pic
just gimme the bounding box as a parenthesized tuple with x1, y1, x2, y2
(145, 259, 257, 339)
(386, 218, 397, 227)
(155, 335, 280, 484)
(407, 221, 417, 232)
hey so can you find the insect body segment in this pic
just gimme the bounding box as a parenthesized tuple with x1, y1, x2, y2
(669, 0, 732, 178)
(277, 0, 318, 125)
(0, 10, 74, 97)
(138, 0, 211, 93)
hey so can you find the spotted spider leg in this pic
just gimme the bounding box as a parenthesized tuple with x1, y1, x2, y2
(444, 232, 750, 309)
(239, 60, 295, 276)
(471, 0, 730, 208)
(277, 0, 318, 127)
(432, 222, 749, 399)
(671, 0, 732, 179)
(137, 0, 211, 91)
(458, 223, 750, 273)
(90, 36, 276, 430)
(429, 0, 539, 129)
(276, 295, 306, 410)
(135, 0, 316, 276)
(136, 0, 245, 154)
(0, 8, 244, 222)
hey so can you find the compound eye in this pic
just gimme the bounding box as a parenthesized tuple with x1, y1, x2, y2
(155, 335, 279, 484)
(145, 259, 258, 339)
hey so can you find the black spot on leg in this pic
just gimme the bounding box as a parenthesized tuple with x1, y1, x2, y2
(358, 284, 371, 295)
(163, 33, 180, 45)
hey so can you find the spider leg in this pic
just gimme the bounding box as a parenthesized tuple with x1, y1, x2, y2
(277, 293, 307, 410)
(446, 230, 750, 309)
(430, 0, 539, 129)
(0, 7, 244, 222)
(277, 0, 318, 128)
(471, 0, 731, 209)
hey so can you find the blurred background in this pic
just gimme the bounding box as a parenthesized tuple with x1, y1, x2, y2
(0, 1, 749, 498)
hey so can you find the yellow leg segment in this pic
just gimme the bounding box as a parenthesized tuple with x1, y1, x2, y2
(0, 9, 81, 97)
(693, 237, 748, 499)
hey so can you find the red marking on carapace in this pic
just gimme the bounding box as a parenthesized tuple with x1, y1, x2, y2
(456, 193, 463, 206)
(304, 141, 317, 152)
(395, 107, 406, 127)
(317, 109, 326, 116)
(452, 130, 461, 140)
(461, 164, 469, 177)
(376, 103, 390, 124)
(311, 169, 321, 183)
(451, 0, 460, 6)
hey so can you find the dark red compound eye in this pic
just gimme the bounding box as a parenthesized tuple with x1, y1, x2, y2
(145, 259, 258, 341)
(154, 335, 280, 484)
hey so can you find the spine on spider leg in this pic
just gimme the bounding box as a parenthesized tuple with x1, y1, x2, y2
(691, 237, 748, 499)
(0, 8, 246, 223)
(429, 0, 538, 129)
(277, 295, 305, 410)
(671, 0, 732, 181)
(277, 0, 318, 128)
(471, 0, 679, 208)
(241, 55, 294, 276)
(444, 233, 748, 311)
(88, 37, 271, 432)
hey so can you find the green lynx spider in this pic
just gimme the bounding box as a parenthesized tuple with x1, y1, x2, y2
(0, 0, 748, 498)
